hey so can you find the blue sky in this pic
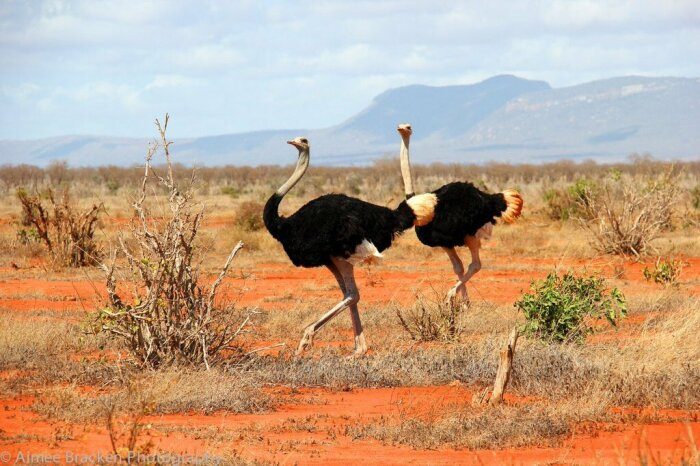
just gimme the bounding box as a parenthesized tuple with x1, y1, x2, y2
(1, 0, 698, 140)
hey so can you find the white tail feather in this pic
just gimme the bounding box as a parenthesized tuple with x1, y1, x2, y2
(407, 193, 438, 226)
(348, 239, 383, 265)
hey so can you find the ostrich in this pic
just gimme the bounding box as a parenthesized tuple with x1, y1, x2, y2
(263, 136, 438, 356)
(396, 123, 523, 303)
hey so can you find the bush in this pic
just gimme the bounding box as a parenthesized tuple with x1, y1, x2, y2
(396, 295, 462, 342)
(221, 185, 241, 198)
(577, 170, 679, 256)
(543, 178, 596, 221)
(643, 257, 683, 287)
(234, 201, 264, 232)
(16, 186, 102, 267)
(99, 115, 256, 368)
(516, 272, 627, 343)
(691, 185, 700, 210)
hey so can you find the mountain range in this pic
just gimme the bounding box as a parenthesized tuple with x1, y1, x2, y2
(2, 74, 699, 167)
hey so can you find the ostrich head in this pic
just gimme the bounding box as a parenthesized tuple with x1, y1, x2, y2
(397, 123, 412, 141)
(287, 137, 310, 153)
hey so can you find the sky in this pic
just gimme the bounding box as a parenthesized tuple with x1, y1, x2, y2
(1, 0, 699, 140)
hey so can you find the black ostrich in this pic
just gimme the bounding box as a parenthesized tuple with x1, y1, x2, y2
(396, 123, 523, 303)
(263, 136, 438, 356)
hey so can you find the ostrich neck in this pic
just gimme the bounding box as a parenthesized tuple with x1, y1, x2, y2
(399, 137, 415, 197)
(277, 149, 310, 197)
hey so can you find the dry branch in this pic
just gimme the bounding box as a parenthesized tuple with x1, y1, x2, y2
(578, 169, 679, 256)
(99, 114, 255, 368)
(474, 326, 519, 406)
(16, 187, 102, 267)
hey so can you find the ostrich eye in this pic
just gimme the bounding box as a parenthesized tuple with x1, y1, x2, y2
(301, 139, 308, 143)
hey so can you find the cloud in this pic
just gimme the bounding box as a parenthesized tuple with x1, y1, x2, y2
(0, 0, 698, 140)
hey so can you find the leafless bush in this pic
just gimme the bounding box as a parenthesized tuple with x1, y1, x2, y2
(16, 186, 102, 266)
(577, 170, 680, 256)
(99, 115, 256, 368)
(395, 294, 463, 342)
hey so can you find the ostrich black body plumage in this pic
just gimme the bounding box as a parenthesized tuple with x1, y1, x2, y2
(396, 122, 522, 304)
(415, 182, 508, 248)
(264, 192, 416, 268)
(262, 136, 438, 357)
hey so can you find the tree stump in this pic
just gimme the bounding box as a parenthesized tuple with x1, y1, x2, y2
(474, 326, 519, 406)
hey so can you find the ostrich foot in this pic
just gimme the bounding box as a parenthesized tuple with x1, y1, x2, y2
(295, 327, 315, 356)
(445, 282, 470, 309)
(350, 333, 368, 358)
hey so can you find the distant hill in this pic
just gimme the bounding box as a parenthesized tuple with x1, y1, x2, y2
(1, 74, 698, 166)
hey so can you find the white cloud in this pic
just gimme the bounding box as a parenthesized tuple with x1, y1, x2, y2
(0, 0, 698, 139)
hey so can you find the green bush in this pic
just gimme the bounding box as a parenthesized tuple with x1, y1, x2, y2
(543, 178, 596, 221)
(643, 257, 683, 287)
(516, 272, 626, 343)
(221, 185, 241, 198)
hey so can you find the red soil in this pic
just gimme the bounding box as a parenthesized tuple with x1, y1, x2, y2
(1, 252, 698, 464)
(1, 388, 697, 465)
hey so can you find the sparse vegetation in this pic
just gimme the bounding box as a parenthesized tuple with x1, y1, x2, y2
(235, 200, 265, 231)
(0, 154, 698, 463)
(396, 294, 463, 341)
(15, 186, 102, 266)
(98, 115, 256, 368)
(577, 169, 680, 256)
(543, 178, 596, 221)
(516, 272, 627, 343)
(643, 257, 684, 286)
(691, 185, 700, 210)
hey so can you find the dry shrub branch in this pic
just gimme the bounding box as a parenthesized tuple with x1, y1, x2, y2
(16, 187, 102, 266)
(99, 115, 255, 368)
(578, 169, 679, 256)
(396, 294, 463, 342)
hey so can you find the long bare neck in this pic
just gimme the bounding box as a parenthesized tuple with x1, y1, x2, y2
(277, 149, 310, 197)
(264, 148, 310, 238)
(399, 136, 415, 198)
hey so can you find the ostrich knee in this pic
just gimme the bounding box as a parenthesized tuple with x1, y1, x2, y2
(348, 291, 360, 306)
(462, 260, 481, 283)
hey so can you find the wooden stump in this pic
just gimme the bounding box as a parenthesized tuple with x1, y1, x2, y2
(474, 326, 519, 406)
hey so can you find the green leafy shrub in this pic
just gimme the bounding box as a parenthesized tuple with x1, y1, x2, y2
(516, 272, 627, 343)
(221, 185, 240, 198)
(234, 201, 264, 232)
(543, 178, 596, 221)
(643, 257, 683, 287)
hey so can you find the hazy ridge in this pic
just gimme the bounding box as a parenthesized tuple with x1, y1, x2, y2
(2, 74, 698, 167)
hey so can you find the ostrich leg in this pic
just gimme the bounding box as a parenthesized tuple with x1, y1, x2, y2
(444, 237, 482, 304)
(325, 260, 366, 355)
(444, 247, 468, 304)
(296, 258, 362, 356)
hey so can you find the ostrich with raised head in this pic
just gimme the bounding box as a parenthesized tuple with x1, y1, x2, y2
(396, 123, 523, 303)
(263, 136, 437, 356)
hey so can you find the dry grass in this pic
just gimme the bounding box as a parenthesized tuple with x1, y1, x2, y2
(33, 369, 270, 424)
(347, 292, 699, 449)
(349, 398, 607, 450)
(1, 157, 699, 456)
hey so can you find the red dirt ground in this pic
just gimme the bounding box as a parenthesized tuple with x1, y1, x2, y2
(1, 252, 698, 464)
